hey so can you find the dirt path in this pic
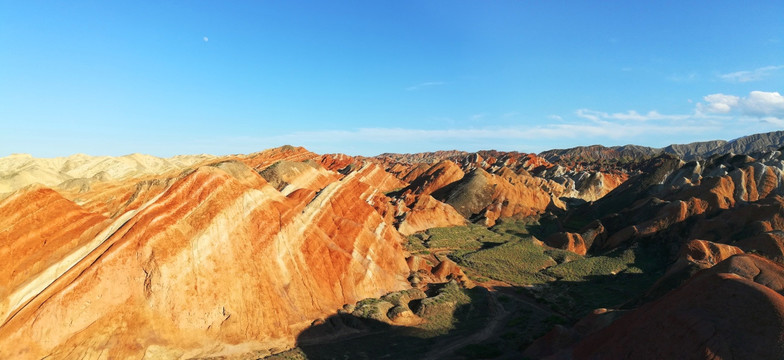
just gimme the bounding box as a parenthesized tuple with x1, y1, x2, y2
(420, 290, 510, 360)
(477, 279, 565, 318)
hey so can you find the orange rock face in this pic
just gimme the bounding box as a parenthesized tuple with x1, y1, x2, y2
(396, 195, 466, 236)
(681, 239, 745, 266)
(401, 160, 465, 196)
(433, 167, 556, 226)
(0, 157, 410, 358)
(544, 232, 587, 255)
(572, 255, 784, 359)
(0, 186, 112, 326)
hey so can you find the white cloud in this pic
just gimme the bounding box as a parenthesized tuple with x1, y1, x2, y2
(240, 122, 715, 152)
(203, 36, 209, 42)
(698, 91, 784, 117)
(698, 94, 740, 114)
(576, 109, 690, 122)
(743, 91, 784, 116)
(719, 65, 784, 82)
(761, 117, 784, 126)
(405, 81, 445, 91)
(575, 109, 603, 122)
(216, 90, 783, 155)
(667, 72, 697, 82)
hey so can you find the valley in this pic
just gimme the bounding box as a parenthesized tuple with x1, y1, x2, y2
(2, 131, 784, 359)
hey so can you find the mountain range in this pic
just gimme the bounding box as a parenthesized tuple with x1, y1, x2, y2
(540, 130, 784, 163)
(1, 130, 784, 359)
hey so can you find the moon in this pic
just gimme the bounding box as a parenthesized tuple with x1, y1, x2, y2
(203, 36, 209, 42)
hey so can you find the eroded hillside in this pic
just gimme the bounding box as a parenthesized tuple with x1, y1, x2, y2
(3, 133, 784, 359)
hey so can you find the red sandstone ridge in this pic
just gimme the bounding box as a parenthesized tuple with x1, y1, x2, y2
(0, 159, 410, 358)
(237, 145, 320, 171)
(431, 167, 558, 226)
(399, 160, 465, 196)
(570, 255, 784, 359)
(0, 186, 114, 326)
(395, 194, 467, 235)
(7, 141, 784, 359)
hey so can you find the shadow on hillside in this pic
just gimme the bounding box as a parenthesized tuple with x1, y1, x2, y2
(539, 244, 670, 320)
(279, 276, 660, 360)
(288, 287, 495, 360)
(265, 240, 673, 360)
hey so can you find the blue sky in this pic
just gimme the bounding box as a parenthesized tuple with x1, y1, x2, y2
(1, 1, 783, 157)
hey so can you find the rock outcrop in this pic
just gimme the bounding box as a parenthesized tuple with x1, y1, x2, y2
(540, 130, 784, 163)
(570, 255, 784, 359)
(395, 195, 467, 235)
(0, 157, 410, 358)
(544, 232, 588, 255)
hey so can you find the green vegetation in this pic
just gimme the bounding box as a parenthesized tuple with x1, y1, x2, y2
(410, 224, 507, 251)
(284, 284, 491, 360)
(404, 219, 667, 319)
(459, 239, 561, 285)
(543, 247, 638, 281)
(405, 233, 428, 252)
(263, 348, 308, 360)
(352, 297, 393, 322)
(416, 282, 480, 335)
(268, 218, 670, 359)
(534, 243, 668, 317)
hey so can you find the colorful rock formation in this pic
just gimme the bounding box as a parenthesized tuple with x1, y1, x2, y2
(0, 151, 411, 359)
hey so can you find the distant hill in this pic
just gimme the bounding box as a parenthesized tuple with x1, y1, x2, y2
(540, 130, 784, 163)
(538, 144, 659, 164)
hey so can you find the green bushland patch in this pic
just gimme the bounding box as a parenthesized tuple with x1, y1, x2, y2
(491, 217, 561, 240)
(534, 242, 669, 318)
(458, 238, 569, 285)
(352, 297, 394, 322)
(425, 224, 507, 250)
(270, 218, 672, 359)
(406, 219, 547, 258)
(545, 248, 583, 264)
(290, 283, 492, 360)
(416, 282, 470, 323)
(543, 247, 638, 281)
(412, 282, 492, 339)
(405, 234, 428, 252)
(381, 288, 425, 306)
(263, 348, 308, 360)
(356, 297, 384, 307)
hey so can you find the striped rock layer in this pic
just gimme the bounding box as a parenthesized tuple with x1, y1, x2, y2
(0, 148, 409, 359)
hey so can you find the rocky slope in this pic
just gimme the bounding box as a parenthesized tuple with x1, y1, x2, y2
(525, 147, 784, 358)
(0, 152, 216, 194)
(540, 130, 784, 164)
(5, 132, 784, 359)
(571, 254, 784, 359)
(375, 151, 629, 227)
(0, 147, 411, 359)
